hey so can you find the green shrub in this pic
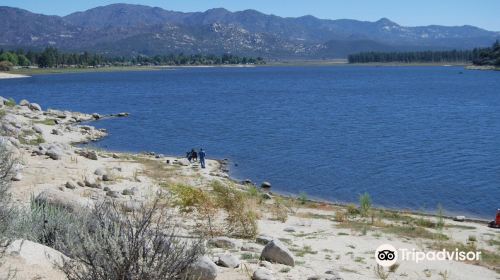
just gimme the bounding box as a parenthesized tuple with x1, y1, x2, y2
(359, 192, 372, 217)
(298, 192, 308, 205)
(4, 98, 15, 107)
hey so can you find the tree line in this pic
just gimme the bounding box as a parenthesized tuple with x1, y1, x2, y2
(0, 47, 265, 69)
(348, 41, 500, 66)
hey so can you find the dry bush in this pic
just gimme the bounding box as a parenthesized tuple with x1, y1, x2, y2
(58, 196, 204, 280)
(211, 181, 259, 239)
(270, 197, 288, 223)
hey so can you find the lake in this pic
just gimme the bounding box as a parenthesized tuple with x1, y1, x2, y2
(1, 66, 499, 219)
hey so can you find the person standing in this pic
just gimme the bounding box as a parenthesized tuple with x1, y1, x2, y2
(199, 148, 206, 169)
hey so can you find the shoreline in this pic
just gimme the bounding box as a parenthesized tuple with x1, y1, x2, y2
(1, 98, 499, 279)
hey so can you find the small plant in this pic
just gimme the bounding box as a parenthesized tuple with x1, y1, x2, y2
(334, 210, 346, 222)
(438, 270, 450, 280)
(374, 264, 390, 280)
(423, 269, 432, 277)
(270, 197, 288, 223)
(298, 192, 308, 205)
(4, 98, 15, 107)
(389, 263, 400, 272)
(346, 203, 360, 216)
(468, 235, 477, 243)
(359, 192, 372, 217)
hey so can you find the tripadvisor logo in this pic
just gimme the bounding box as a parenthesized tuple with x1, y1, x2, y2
(375, 244, 481, 266)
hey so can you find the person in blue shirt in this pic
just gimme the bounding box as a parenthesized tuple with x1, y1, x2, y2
(199, 148, 206, 169)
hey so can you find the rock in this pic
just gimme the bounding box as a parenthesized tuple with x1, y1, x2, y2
(0, 96, 7, 105)
(261, 182, 272, 189)
(112, 153, 120, 159)
(11, 172, 22, 181)
(94, 168, 107, 176)
(77, 150, 98, 160)
(259, 261, 273, 270)
(65, 180, 78, 190)
(208, 237, 239, 249)
(29, 103, 42, 111)
(103, 187, 111, 192)
(19, 99, 30, 106)
(35, 189, 88, 212)
(84, 176, 101, 189)
(102, 174, 114, 182)
(117, 112, 129, 117)
(32, 125, 44, 134)
(92, 113, 101, 119)
(454, 216, 466, 222)
(184, 256, 217, 280)
(46, 147, 64, 160)
(262, 193, 273, 200)
(242, 179, 253, 185)
(283, 227, 296, 233)
(217, 254, 240, 268)
(324, 271, 343, 280)
(260, 240, 295, 266)
(106, 191, 120, 198)
(176, 158, 191, 166)
(252, 267, 274, 280)
(6, 239, 69, 268)
(122, 188, 135, 196)
(51, 128, 62, 135)
(256, 235, 273, 245)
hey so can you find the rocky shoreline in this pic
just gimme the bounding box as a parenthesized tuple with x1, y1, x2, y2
(0, 97, 499, 280)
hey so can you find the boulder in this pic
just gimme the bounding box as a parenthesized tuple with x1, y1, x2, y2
(0, 96, 7, 105)
(208, 237, 239, 249)
(35, 189, 88, 212)
(77, 150, 98, 160)
(176, 158, 191, 166)
(261, 182, 272, 189)
(29, 103, 42, 111)
(117, 112, 129, 117)
(6, 239, 68, 268)
(184, 256, 217, 280)
(260, 240, 295, 266)
(324, 271, 343, 280)
(84, 176, 101, 189)
(11, 172, 22, 181)
(252, 267, 274, 280)
(217, 254, 240, 268)
(65, 180, 78, 190)
(94, 168, 107, 176)
(19, 99, 30, 106)
(33, 125, 44, 134)
(102, 173, 115, 182)
(51, 128, 62, 135)
(92, 113, 101, 119)
(106, 191, 120, 198)
(283, 227, 296, 233)
(262, 193, 273, 200)
(122, 188, 135, 196)
(46, 147, 64, 160)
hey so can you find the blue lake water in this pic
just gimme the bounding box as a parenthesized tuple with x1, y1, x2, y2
(1, 66, 499, 219)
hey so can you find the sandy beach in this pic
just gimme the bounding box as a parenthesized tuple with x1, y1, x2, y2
(0, 98, 498, 280)
(0, 72, 30, 79)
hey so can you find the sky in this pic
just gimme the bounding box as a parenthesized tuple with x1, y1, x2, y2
(3, 0, 500, 31)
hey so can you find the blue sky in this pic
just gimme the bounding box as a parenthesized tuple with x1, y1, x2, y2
(3, 0, 500, 31)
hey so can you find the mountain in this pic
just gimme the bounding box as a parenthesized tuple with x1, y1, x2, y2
(1, 4, 499, 59)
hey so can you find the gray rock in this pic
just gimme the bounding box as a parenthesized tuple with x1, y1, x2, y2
(94, 168, 107, 176)
(92, 113, 101, 119)
(283, 227, 296, 233)
(259, 261, 273, 270)
(117, 112, 129, 117)
(122, 189, 135, 196)
(65, 180, 78, 190)
(0, 96, 7, 105)
(19, 99, 30, 106)
(11, 172, 22, 181)
(208, 237, 238, 249)
(103, 187, 111, 192)
(84, 177, 101, 189)
(46, 147, 63, 160)
(33, 125, 44, 134)
(252, 267, 274, 280)
(256, 235, 273, 245)
(106, 191, 120, 198)
(35, 189, 88, 212)
(176, 158, 191, 166)
(217, 254, 240, 268)
(29, 103, 42, 111)
(51, 129, 62, 135)
(454, 216, 466, 222)
(260, 240, 295, 266)
(102, 174, 114, 182)
(261, 181, 272, 189)
(262, 193, 273, 200)
(324, 271, 343, 280)
(184, 256, 217, 280)
(241, 244, 261, 252)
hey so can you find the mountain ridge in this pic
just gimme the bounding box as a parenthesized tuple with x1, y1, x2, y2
(1, 4, 499, 58)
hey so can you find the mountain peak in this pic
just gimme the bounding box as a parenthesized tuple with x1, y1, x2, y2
(376, 17, 398, 26)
